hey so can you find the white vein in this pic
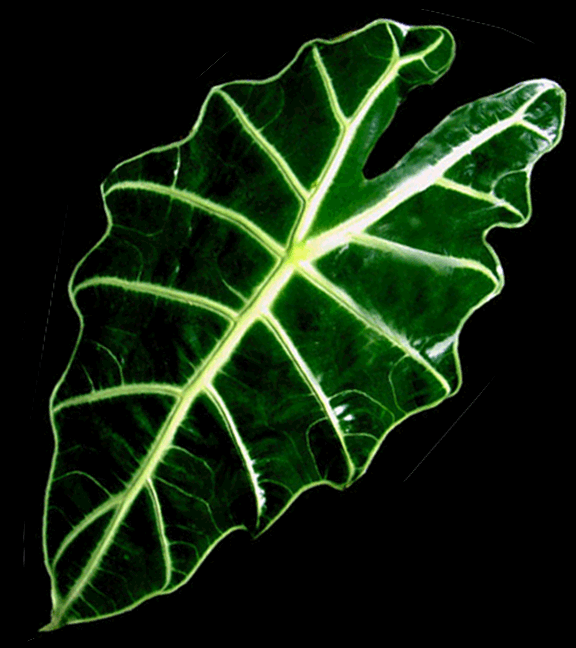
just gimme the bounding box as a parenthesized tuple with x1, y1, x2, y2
(215, 89, 310, 201)
(146, 478, 172, 588)
(75, 276, 238, 321)
(350, 232, 499, 285)
(312, 46, 348, 127)
(204, 383, 266, 516)
(298, 261, 452, 394)
(261, 311, 354, 478)
(104, 180, 284, 258)
(435, 176, 525, 220)
(51, 496, 121, 569)
(93, 341, 124, 384)
(519, 117, 555, 143)
(53, 383, 182, 413)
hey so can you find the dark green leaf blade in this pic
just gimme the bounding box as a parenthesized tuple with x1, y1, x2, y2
(40, 18, 565, 631)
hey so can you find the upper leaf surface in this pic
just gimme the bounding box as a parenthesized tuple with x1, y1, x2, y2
(42, 19, 565, 631)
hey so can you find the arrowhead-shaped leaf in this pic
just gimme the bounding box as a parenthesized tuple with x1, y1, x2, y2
(40, 18, 565, 631)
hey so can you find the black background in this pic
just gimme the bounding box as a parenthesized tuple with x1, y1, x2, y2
(25, 9, 569, 643)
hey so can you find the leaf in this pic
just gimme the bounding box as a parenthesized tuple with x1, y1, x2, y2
(38, 16, 565, 633)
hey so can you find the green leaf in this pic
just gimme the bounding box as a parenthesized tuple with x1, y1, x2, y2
(39, 17, 565, 632)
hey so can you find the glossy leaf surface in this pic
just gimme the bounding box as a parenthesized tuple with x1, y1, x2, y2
(41, 19, 565, 630)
